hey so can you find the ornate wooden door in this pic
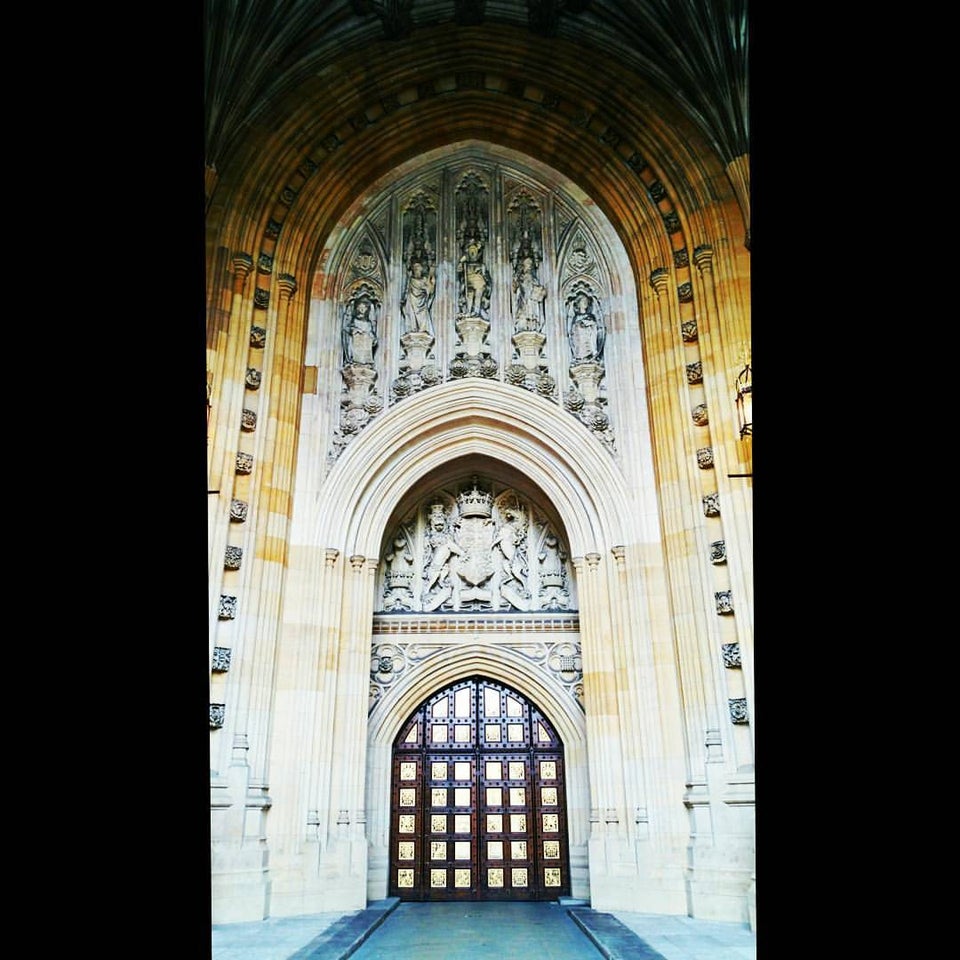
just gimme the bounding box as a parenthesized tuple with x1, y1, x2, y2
(389, 676, 571, 901)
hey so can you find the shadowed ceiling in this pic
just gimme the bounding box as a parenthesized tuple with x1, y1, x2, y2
(205, 1, 748, 178)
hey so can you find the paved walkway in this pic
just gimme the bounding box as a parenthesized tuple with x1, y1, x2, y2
(212, 898, 757, 960)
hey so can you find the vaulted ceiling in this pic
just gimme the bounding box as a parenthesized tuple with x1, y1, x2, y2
(204, 1, 750, 293)
(205, 1, 748, 174)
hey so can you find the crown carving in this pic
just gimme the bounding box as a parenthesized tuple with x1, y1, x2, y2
(458, 478, 493, 518)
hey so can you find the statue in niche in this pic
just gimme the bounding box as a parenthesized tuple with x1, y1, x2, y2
(401, 258, 437, 335)
(422, 502, 466, 611)
(458, 239, 491, 318)
(513, 253, 546, 332)
(567, 290, 605, 363)
(342, 292, 378, 366)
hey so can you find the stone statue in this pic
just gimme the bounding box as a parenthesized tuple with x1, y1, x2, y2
(342, 294, 378, 366)
(567, 291, 605, 363)
(401, 259, 436, 335)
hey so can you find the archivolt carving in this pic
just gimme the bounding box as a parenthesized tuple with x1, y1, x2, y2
(377, 477, 576, 615)
(369, 638, 584, 714)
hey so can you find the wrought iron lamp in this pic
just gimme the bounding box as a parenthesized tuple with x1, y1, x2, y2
(735, 356, 752, 439)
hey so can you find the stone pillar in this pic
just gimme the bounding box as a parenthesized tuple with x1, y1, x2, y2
(209, 253, 255, 621)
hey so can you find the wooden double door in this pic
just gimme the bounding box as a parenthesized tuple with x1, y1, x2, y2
(389, 676, 571, 901)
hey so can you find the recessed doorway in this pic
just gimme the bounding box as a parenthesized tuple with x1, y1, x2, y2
(389, 676, 571, 901)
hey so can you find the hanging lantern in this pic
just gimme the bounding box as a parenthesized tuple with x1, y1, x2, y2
(735, 358, 752, 439)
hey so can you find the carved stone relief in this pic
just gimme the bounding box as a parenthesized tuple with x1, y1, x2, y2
(324, 155, 622, 466)
(377, 477, 576, 615)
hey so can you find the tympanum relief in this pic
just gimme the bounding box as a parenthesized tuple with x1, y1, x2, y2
(327, 157, 619, 465)
(378, 478, 576, 615)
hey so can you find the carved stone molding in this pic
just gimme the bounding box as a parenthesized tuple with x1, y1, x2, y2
(673, 247, 690, 269)
(702, 492, 720, 517)
(709, 540, 726, 564)
(277, 273, 297, 299)
(210, 703, 226, 728)
(235, 452, 253, 475)
(212, 647, 232, 672)
(677, 281, 693, 303)
(693, 244, 714, 271)
(250, 325, 266, 349)
(230, 499, 248, 522)
(729, 698, 749, 724)
(257, 253, 273, 274)
(224, 545, 243, 570)
(722, 642, 741, 668)
(681, 319, 698, 342)
(368, 638, 585, 715)
(686, 361, 702, 384)
(691, 403, 708, 426)
(218, 595, 238, 620)
(253, 287, 269, 310)
(648, 267, 669, 294)
(245, 368, 262, 390)
(715, 590, 734, 615)
(696, 447, 714, 469)
(231, 252, 254, 281)
(240, 409, 257, 432)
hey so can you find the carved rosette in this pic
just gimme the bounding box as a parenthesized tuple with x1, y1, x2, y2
(721, 642, 741, 667)
(209, 703, 226, 728)
(230, 499, 248, 522)
(224, 545, 243, 570)
(686, 361, 703, 384)
(250, 326, 266, 349)
(681, 319, 698, 342)
(709, 540, 726, 564)
(212, 647, 232, 672)
(235, 452, 253, 474)
(370, 643, 407, 685)
(729, 698, 749, 724)
(696, 447, 714, 469)
(702, 492, 720, 517)
(245, 368, 262, 390)
(691, 403, 709, 426)
(715, 590, 734, 615)
(218, 595, 238, 619)
(240, 409, 257, 432)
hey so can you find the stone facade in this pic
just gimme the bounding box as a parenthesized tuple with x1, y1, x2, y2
(206, 8, 753, 933)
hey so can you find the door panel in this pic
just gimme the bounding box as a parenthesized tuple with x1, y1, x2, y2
(389, 676, 571, 901)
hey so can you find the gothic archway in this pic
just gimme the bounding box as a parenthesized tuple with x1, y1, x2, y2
(389, 676, 571, 901)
